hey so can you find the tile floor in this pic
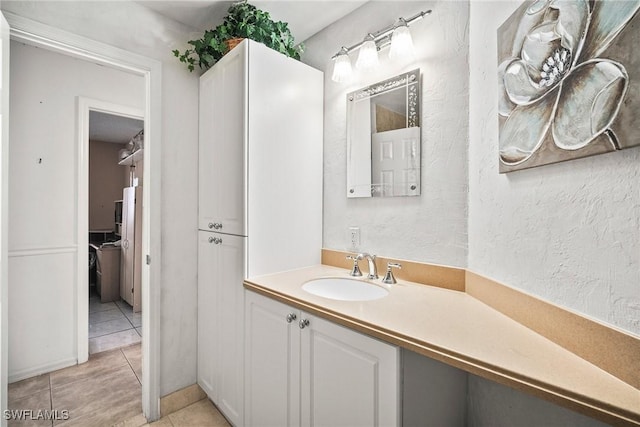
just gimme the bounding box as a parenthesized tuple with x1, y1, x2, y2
(89, 287, 142, 354)
(115, 399, 231, 427)
(8, 344, 142, 426)
(9, 291, 229, 427)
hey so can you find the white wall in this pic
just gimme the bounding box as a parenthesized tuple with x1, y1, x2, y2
(306, 0, 632, 424)
(302, 0, 469, 267)
(468, 0, 639, 338)
(2, 1, 200, 396)
(467, 1, 638, 424)
(7, 41, 144, 380)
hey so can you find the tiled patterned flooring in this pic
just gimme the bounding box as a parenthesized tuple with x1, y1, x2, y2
(8, 344, 142, 426)
(89, 288, 142, 354)
(116, 399, 231, 427)
(9, 291, 229, 426)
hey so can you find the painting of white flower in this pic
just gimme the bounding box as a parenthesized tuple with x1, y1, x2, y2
(498, 0, 640, 172)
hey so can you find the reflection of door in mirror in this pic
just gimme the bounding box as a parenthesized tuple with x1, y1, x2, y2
(346, 69, 421, 198)
(372, 127, 420, 197)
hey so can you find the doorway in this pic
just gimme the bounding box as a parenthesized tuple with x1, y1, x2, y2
(87, 110, 144, 355)
(1, 13, 162, 422)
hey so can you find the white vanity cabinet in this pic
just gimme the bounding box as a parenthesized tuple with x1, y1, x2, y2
(245, 290, 400, 427)
(197, 38, 323, 427)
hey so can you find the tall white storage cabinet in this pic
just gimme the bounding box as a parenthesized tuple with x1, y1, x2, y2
(198, 39, 323, 426)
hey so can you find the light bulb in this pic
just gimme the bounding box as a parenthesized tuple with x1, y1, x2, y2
(331, 50, 353, 83)
(389, 21, 415, 60)
(355, 35, 378, 72)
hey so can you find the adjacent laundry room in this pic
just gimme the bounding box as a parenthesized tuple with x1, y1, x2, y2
(88, 111, 144, 354)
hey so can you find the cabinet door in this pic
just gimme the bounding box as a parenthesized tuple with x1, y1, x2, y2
(198, 43, 246, 236)
(300, 314, 400, 427)
(245, 291, 301, 427)
(197, 231, 245, 426)
(197, 231, 219, 399)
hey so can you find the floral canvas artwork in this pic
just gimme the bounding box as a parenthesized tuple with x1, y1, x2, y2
(497, 0, 640, 172)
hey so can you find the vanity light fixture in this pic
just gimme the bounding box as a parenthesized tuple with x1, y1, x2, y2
(331, 47, 353, 83)
(330, 10, 431, 83)
(389, 18, 415, 60)
(355, 34, 379, 72)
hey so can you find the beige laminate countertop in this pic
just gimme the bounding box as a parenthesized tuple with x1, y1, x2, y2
(244, 264, 640, 426)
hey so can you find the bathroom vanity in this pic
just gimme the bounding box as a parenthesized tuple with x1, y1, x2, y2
(244, 290, 401, 426)
(244, 261, 640, 427)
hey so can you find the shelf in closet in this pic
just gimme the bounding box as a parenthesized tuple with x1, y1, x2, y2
(118, 148, 143, 166)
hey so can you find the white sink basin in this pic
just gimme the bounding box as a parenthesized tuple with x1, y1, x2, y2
(302, 277, 389, 301)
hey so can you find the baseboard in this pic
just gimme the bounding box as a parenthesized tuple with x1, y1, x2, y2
(9, 357, 77, 383)
(160, 383, 206, 417)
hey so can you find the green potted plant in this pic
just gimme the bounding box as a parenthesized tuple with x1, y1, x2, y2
(173, 0, 302, 72)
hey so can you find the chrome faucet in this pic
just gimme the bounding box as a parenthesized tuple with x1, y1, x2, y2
(357, 253, 378, 279)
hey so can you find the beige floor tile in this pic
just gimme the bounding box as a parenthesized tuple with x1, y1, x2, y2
(7, 388, 52, 427)
(160, 385, 206, 418)
(52, 364, 141, 427)
(89, 329, 141, 355)
(50, 348, 128, 389)
(148, 417, 174, 426)
(8, 374, 50, 400)
(167, 400, 229, 427)
(111, 412, 147, 427)
(121, 344, 142, 384)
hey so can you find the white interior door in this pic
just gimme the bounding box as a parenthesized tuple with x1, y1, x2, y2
(371, 127, 421, 197)
(0, 11, 9, 427)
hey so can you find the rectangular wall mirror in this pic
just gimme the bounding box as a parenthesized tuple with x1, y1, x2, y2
(347, 69, 421, 198)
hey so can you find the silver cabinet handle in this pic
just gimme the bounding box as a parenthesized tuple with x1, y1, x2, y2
(286, 313, 297, 323)
(299, 319, 310, 329)
(208, 236, 215, 244)
(208, 237, 223, 245)
(213, 223, 223, 230)
(208, 222, 214, 229)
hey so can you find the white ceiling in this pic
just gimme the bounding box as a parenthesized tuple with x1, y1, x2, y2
(90, 111, 144, 144)
(135, 0, 367, 43)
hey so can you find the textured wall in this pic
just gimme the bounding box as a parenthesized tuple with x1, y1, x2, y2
(468, 0, 640, 337)
(468, 0, 639, 424)
(2, 1, 200, 396)
(302, 0, 470, 267)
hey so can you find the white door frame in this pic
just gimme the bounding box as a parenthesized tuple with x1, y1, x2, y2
(77, 98, 144, 363)
(3, 12, 162, 421)
(0, 12, 10, 427)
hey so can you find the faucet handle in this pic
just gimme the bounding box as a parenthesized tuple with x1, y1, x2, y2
(382, 262, 402, 284)
(346, 255, 363, 277)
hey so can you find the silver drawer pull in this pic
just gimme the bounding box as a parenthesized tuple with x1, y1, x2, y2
(286, 313, 297, 323)
(213, 222, 223, 230)
(299, 319, 310, 329)
(208, 237, 223, 245)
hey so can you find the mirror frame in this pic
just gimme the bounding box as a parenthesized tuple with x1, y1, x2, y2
(346, 69, 421, 198)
